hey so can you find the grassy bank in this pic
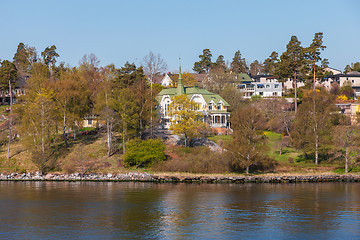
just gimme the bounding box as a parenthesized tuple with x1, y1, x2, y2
(0, 127, 357, 175)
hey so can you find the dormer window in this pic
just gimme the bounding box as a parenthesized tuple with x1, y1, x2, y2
(208, 104, 212, 110)
(217, 103, 221, 110)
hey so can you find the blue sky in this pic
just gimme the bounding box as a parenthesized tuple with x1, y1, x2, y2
(1, 0, 359, 73)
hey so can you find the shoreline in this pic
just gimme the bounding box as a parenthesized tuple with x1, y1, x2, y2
(1, 172, 360, 183)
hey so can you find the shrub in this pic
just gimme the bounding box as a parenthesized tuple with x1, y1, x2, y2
(124, 138, 166, 168)
(153, 146, 233, 173)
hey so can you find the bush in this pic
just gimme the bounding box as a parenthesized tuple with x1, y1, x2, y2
(124, 138, 166, 168)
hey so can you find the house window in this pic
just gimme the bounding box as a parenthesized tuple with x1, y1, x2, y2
(352, 80, 355, 83)
(88, 119, 93, 125)
(208, 104, 212, 110)
(221, 116, 225, 124)
(259, 92, 263, 96)
(266, 84, 270, 88)
(273, 92, 278, 96)
(217, 104, 221, 110)
(274, 84, 279, 88)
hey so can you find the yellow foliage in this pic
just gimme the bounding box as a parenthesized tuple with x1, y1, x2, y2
(337, 94, 348, 100)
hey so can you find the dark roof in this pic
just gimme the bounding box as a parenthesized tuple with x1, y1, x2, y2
(328, 71, 360, 78)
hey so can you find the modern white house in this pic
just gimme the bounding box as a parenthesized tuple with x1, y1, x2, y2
(238, 74, 283, 98)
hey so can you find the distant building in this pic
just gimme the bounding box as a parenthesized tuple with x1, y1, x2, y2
(238, 74, 283, 98)
(335, 100, 360, 124)
(156, 68, 230, 134)
(326, 71, 360, 98)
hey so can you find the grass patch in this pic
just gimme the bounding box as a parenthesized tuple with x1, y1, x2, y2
(208, 135, 232, 145)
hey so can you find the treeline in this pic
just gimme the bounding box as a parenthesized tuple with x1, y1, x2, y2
(0, 44, 166, 174)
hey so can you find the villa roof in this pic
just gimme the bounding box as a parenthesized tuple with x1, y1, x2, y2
(157, 86, 229, 106)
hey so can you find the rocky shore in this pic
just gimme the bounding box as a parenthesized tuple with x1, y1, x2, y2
(1, 172, 360, 183)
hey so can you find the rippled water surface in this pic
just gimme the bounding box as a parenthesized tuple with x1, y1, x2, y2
(0, 181, 359, 239)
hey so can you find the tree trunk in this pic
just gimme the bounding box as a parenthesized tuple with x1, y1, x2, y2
(7, 80, 13, 160)
(122, 121, 127, 154)
(246, 165, 250, 175)
(313, 58, 316, 91)
(315, 133, 319, 165)
(73, 121, 76, 140)
(345, 146, 349, 173)
(63, 110, 68, 148)
(294, 73, 298, 114)
(107, 120, 112, 157)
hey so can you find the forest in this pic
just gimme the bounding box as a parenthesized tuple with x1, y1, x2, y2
(0, 32, 360, 175)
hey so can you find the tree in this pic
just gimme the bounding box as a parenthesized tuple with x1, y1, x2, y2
(344, 62, 360, 73)
(230, 50, 247, 73)
(170, 72, 198, 87)
(340, 81, 354, 99)
(17, 63, 58, 174)
(13, 42, 37, 73)
(249, 60, 264, 75)
(168, 94, 209, 147)
(263, 51, 279, 75)
(193, 49, 213, 73)
(332, 121, 360, 173)
(113, 87, 139, 154)
(212, 55, 227, 71)
(226, 105, 267, 174)
(41, 45, 59, 73)
(275, 36, 305, 113)
(304, 32, 326, 90)
(292, 89, 336, 164)
(0, 60, 18, 159)
(142, 51, 167, 137)
(95, 65, 117, 157)
(52, 69, 90, 147)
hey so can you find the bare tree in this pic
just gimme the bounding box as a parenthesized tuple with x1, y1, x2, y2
(142, 51, 167, 137)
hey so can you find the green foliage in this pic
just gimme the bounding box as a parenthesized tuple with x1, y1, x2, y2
(275, 36, 305, 81)
(124, 138, 166, 168)
(13, 42, 37, 72)
(344, 62, 360, 73)
(41, 45, 59, 67)
(0, 60, 17, 91)
(230, 50, 247, 73)
(340, 81, 354, 98)
(263, 51, 279, 75)
(193, 49, 213, 73)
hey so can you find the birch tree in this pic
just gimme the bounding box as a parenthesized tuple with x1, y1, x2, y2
(292, 89, 335, 164)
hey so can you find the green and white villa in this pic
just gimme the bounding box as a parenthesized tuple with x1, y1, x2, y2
(156, 68, 231, 134)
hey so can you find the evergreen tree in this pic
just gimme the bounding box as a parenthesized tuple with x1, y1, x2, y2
(230, 50, 247, 73)
(275, 36, 305, 113)
(304, 32, 326, 90)
(263, 51, 279, 75)
(193, 49, 213, 73)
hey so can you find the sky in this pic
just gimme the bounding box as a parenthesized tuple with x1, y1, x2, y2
(0, 0, 359, 73)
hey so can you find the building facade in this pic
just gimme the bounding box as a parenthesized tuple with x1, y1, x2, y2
(156, 69, 231, 133)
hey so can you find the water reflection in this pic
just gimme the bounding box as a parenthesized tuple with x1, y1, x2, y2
(0, 182, 359, 239)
